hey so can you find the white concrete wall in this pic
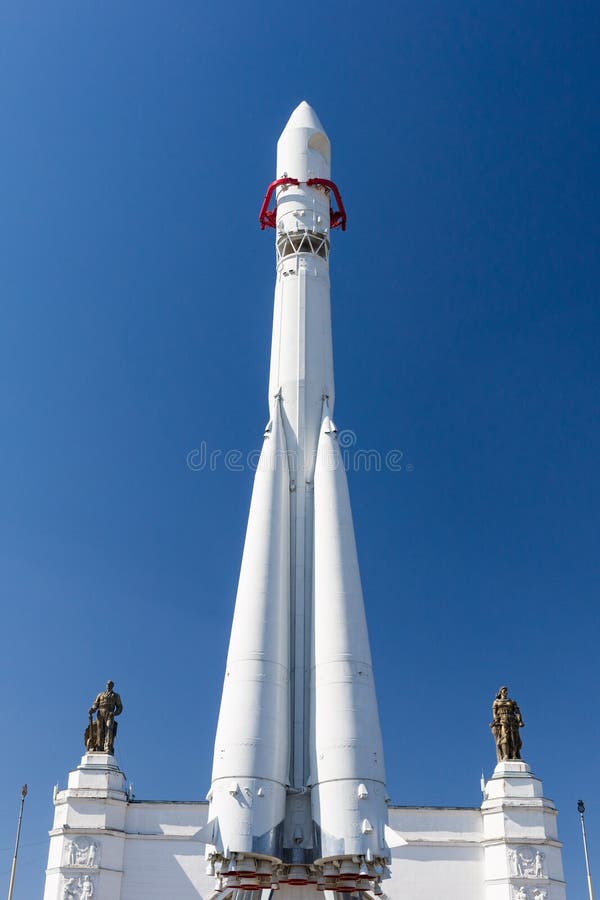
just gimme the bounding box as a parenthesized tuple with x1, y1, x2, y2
(44, 756, 566, 900)
(48, 799, 484, 900)
(388, 806, 484, 900)
(46, 794, 485, 899)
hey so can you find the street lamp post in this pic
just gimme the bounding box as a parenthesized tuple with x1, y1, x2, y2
(7, 784, 28, 900)
(578, 800, 595, 900)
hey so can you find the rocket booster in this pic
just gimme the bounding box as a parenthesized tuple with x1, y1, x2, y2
(204, 102, 401, 896)
(207, 401, 290, 863)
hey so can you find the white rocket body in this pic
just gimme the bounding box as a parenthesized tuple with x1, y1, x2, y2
(207, 402, 290, 865)
(311, 409, 388, 863)
(205, 102, 398, 894)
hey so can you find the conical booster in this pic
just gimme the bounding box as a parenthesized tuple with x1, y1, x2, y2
(207, 400, 290, 881)
(311, 405, 389, 868)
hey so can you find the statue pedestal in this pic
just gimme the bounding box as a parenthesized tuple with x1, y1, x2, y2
(484, 760, 544, 803)
(481, 760, 565, 900)
(67, 753, 127, 795)
(43, 754, 128, 900)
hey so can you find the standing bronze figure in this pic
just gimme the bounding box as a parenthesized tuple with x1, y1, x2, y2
(84, 681, 123, 754)
(490, 685, 524, 761)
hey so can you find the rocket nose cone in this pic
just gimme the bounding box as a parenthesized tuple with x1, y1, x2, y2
(281, 100, 328, 138)
(277, 101, 331, 179)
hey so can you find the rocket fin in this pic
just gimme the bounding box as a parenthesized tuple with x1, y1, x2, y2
(194, 818, 218, 846)
(384, 824, 408, 848)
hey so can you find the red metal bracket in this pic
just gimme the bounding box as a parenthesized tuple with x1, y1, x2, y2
(259, 177, 348, 231)
(259, 178, 299, 229)
(306, 178, 347, 231)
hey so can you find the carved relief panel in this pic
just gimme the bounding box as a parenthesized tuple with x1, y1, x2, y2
(512, 884, 549, 900)
(62, 873, 96, 899)
(63, 838, 100, 869)
(508, 846, 546, 878)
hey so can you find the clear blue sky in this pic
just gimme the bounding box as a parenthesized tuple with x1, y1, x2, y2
(1, 1, 598, 896)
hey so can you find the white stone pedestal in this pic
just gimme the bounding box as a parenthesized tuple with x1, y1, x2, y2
(481, 760, 566, 900)
(43, 753, 128, 900)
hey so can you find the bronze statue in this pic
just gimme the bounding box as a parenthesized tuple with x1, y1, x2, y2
(490, 685, 524, 761)
(85, 681, 123, 754)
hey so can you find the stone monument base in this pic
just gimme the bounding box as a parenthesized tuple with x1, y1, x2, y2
(43, 754, 128, 900)
(482, 759, 565, 900)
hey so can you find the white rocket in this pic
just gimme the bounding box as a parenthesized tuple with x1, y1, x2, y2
(201, 102, 403, 896)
